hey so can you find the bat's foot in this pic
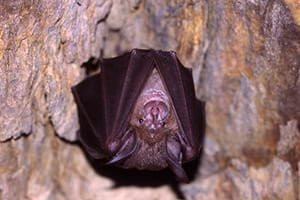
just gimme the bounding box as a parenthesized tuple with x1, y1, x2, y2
(166, 136, 189, 182)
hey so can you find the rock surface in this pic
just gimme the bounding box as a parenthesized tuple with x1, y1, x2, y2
(0, 0, 299, 199)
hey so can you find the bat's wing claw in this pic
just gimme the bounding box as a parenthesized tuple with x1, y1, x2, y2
(106, 133, 137, 165)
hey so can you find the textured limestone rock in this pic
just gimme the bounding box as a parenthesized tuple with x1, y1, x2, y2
(0, 0, 113, 141)
(181, 0, 300, 199)
(182, 157, 296, 200)
(0, 0, 299, 199)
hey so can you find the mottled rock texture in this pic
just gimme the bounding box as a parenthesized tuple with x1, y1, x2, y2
(0, 0, 299, 200)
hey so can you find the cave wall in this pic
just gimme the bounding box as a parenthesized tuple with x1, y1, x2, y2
(0, 0, 299, 199)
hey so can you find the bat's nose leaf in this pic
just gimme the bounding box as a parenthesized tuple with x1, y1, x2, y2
(106, 133, 137, 165)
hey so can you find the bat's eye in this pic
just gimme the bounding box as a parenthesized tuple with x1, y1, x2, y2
(161, 122, 166, 127)
(139, 119, 144, 124)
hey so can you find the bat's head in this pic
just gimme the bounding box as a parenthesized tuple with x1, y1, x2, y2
(130, 69, 179, 142)
(141, 100, 169, 133)
(131, 90, 171, 137)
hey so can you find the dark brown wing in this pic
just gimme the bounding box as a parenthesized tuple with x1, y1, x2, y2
(72, 73, 106, 159)
(153, 50, 203, 159)
(72, 49, 155, 159)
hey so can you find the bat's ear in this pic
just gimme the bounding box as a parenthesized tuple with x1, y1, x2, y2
(106, 132, 138, 165)
(166, 136, 189, 182)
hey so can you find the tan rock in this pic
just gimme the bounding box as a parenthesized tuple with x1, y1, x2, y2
(0, 0, 299, 199)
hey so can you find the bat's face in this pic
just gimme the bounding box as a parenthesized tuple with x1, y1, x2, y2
(130, 69, 178, 141)
(142, 100, 168, 133)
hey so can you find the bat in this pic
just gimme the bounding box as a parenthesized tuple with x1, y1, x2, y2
(72, 49, 205, 182)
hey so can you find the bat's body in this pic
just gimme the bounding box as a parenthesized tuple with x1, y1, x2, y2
(123, 68, 178, 170)
(72, 49, 205, 182)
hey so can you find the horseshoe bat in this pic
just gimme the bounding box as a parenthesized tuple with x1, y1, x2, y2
(71, 49, 205, 182)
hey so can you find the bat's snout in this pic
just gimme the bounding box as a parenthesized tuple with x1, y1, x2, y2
(143, 100, 168, 132)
